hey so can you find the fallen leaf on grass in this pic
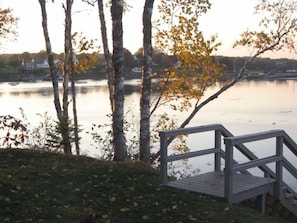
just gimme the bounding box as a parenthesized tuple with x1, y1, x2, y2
(224, 207, 230, 212)
(142, 215, 151, 221)
(188, 216, 197, 221)
(172, 205, 177, 210)
(56, 214, 62, 219)
(120, 207, 131, 212)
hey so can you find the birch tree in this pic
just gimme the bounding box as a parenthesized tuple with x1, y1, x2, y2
(83, 0, 128, 160)
(38, 0, 63, 135)
(38, 0, 73, 154)
(111, 0, 127, 161)
(97, 0, 114, 111)
(60, 0, 74, 155)
(139, 0, 155, 164)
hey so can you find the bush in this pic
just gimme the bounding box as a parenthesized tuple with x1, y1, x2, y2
(0, 114, 27, 148)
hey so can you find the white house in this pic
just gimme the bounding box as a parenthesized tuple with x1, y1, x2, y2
(35, 59, 49, 69)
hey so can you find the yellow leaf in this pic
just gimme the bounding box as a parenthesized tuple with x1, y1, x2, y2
(102, 214, 109, 219)
(120, 208, 131, 212)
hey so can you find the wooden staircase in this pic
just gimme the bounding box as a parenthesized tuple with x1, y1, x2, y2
(159, 124, 297, 219)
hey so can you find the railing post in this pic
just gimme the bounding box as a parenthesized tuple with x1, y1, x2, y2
(224, 138, 234, 204)
(275, 136, 283, 200)
(214, 130, 222, 172)
(159, 131, 168, 185)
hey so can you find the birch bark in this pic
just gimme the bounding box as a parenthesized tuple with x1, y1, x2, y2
(140, 0, 154, 164)
(111, 0, 127, 161)
(97, 0, 114, 112)
(38, 0, 62, 121)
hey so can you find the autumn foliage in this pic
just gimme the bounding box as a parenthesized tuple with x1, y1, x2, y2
(0, 115, 27, 147)
(154, 0, 225, 113)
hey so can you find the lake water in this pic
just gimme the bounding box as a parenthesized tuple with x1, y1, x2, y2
(0, 79, 296, 190)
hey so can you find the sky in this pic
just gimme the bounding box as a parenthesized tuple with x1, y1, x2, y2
(0, 0, 296, 59)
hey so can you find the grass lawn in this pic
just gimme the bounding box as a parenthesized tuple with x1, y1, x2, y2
(0, 149, 291, 223)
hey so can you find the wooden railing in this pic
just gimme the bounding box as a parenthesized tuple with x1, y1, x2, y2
(159, 124, 297, 202)
(224, 130, 297, 203)
(160, 124, 225, 185)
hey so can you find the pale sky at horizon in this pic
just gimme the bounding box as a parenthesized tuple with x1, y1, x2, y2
(1, 0, 296, 59)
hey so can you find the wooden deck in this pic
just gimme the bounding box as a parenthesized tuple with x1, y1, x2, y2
(167, 171, 275, 203)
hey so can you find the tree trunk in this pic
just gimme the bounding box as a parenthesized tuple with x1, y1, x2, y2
(38, 0, 71, 154)
(111, 0, 127, 161)
(71, 75, 80, 155)
(97, 0, 114, 112)
(61, 0, 74, 155)
(140, 0, 154, 164)
(38, 0, 62, 121)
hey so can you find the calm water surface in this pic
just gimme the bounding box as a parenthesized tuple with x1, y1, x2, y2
(0, 79, 296, 189)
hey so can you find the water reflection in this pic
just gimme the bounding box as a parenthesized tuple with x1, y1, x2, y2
(1, 79, 296, 132)
(1, 79, 296, 134)
(0, 81, 141, 97)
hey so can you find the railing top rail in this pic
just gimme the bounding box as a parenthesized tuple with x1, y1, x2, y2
(159, 124, 225, 137)
(224, 130, 285, 145)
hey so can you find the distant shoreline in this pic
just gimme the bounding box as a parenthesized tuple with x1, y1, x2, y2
(221, 72, 297, 81)
(1, 71, 297, 83)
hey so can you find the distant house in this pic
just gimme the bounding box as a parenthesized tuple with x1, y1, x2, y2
(131, 67, 142, 73)
(22, 58, 50, 71)
(35, 59, 49, 69)
(22, 59, 35, 71)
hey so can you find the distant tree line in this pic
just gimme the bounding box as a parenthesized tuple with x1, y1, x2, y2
(216, 56, 297, 73)
(1, 50, 296, 74)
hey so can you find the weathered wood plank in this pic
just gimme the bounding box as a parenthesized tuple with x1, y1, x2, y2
(159, 124, 224, 137)
(166, 148, 219, 162)
(166, 171, 275, 203)
(224, 130, 284, 145)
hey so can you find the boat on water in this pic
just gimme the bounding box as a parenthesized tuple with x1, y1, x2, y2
(8, 82, 19, 86)
(75, 80, 88, 84)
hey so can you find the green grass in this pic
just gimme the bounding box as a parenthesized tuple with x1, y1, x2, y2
(0, 149, 290, 223)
